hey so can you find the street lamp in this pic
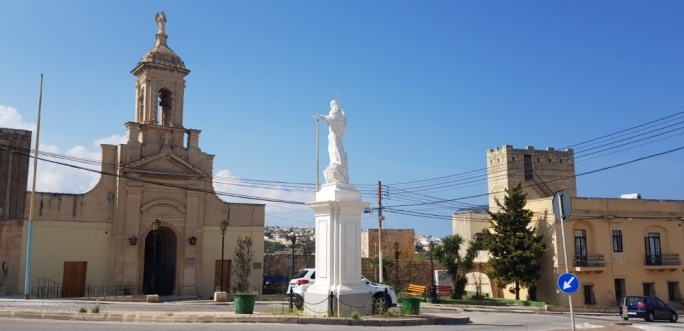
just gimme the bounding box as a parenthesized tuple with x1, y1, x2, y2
(289, 235, 296, 311)
(151, 219, 161, 294)
(220, 219, 228, 292)
(428, 241, 438, 303)
(290, 235, 297, 279)
(393, 241, 400, 289)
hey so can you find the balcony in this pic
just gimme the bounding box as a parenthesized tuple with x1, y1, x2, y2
(573, 254, 606, 273)
(644, 253, 680, 272)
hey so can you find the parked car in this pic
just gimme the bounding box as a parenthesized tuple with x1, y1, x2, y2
(618, 295, 678, 322)
(285, 268, 398, 311)
(285, 268, 316, 309)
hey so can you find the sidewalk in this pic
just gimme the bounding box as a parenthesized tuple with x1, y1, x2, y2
(0, 298, 471, 326)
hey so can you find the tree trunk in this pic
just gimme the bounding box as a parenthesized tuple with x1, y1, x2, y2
(515, 281, 520, 300)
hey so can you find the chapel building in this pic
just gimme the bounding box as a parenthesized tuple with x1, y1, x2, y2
(0, 14, 264, 298)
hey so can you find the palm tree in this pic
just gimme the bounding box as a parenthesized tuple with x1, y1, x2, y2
(433, 235, 466, 299)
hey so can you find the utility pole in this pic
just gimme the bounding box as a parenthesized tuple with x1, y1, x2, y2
(378, 181, 384, 283)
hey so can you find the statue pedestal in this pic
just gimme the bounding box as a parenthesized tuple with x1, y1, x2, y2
(304, 183, 372, 317)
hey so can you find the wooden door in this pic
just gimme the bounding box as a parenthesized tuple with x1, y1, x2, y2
(214, 260, 231, 292)
(62, 262, 87, 298)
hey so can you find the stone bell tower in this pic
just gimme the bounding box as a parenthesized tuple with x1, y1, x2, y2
(131, 11, 189, 129)
(123, 11, 202, 160)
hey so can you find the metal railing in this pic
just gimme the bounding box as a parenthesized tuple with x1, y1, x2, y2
(32, 279, 143, 299)
(644, 253, 681, 266)
(32, 282, 287, 299)
(573, 254, 606, 267)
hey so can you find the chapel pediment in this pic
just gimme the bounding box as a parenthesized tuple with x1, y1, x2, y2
(125, 153, 207, 177)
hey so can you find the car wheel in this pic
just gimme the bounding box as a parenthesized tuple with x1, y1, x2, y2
(670, 312, 678, 323)
(646, 311, 655, 322)
(372, 294, 389, 314)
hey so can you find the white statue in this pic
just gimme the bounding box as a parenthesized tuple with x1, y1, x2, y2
(314, 99, 349, 184)
(155, 11, 166, 34)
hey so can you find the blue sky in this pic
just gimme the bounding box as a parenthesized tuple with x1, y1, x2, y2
(1, 1, 683, 237)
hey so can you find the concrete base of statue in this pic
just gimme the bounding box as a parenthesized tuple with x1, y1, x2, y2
(304, 183, 372, 317)
(303, 283, 373, 317)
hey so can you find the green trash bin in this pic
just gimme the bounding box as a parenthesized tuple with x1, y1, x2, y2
(401, 298, 421, 315)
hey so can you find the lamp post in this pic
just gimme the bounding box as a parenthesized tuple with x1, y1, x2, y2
(289, 235, 296, 311)
(220, 219, 228, 292)
(393, 241, 400, 289)
(428, 241, 438, 303)
(290, 235, 297, 279)
(151, 219, 161, 294)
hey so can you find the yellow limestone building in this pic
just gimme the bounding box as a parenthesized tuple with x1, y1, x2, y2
(12, 14, 265, 298)
(456, 145, 684, 308)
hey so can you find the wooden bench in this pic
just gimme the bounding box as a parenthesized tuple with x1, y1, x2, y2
(431, 285, 452, 297)
(406, 284, 427, 300)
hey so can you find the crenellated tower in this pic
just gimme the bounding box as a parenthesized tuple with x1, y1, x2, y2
(487, 145, 577, 210)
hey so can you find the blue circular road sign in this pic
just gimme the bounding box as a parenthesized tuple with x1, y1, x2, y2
(557, 272, 579, 294)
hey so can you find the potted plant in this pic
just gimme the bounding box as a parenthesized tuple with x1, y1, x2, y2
(232, 236, 256, 314)
(0, 261, 9, 296)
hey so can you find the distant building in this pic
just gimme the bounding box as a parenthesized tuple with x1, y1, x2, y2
(0, 128, 32, 293)
(361, 229, 415, 260)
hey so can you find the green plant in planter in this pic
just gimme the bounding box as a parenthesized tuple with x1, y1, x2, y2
(232, 236, 255, 294)
(232, 236, 256, 314)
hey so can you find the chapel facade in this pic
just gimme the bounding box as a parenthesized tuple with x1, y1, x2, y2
(2, 13, 264, 298)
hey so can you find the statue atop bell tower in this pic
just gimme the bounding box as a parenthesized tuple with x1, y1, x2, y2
(131, 11, 190, 128)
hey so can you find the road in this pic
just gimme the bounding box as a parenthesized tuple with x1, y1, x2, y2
(0, 311, 680, 331)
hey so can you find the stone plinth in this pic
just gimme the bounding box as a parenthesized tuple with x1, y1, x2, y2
(214, 291, 228, 302)
(304, 183, 372, 317)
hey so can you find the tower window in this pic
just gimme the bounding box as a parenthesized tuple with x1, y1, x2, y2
(523, 154, 532, 179)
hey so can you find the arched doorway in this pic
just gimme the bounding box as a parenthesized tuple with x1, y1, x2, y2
(143, 227, 177, 295)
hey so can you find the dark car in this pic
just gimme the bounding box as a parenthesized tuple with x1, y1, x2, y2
(618, 295, 678, 322)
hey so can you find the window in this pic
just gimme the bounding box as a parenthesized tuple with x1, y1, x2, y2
(524, 154, 532, 179)
(574, 229, 588, 266)
(583, 285, 596, 305)
(644, 233, 662, 265)
(612, 230, 623, 252)
(668, 282, 680, 301)
(643, 282, 655, 297)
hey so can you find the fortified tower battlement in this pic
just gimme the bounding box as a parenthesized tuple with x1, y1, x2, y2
(486, 145, 577, 210)
(0, 128, 32, 220)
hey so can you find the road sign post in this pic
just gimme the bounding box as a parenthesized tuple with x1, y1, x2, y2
(553, 190, 576, 331)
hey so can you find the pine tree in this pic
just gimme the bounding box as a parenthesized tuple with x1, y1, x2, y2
(482, 182, 546, 300)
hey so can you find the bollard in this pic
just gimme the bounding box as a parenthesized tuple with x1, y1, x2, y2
(383, 287, 388, 313)
(328, 291, 334, 316)
(289, 286, 294, 311)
